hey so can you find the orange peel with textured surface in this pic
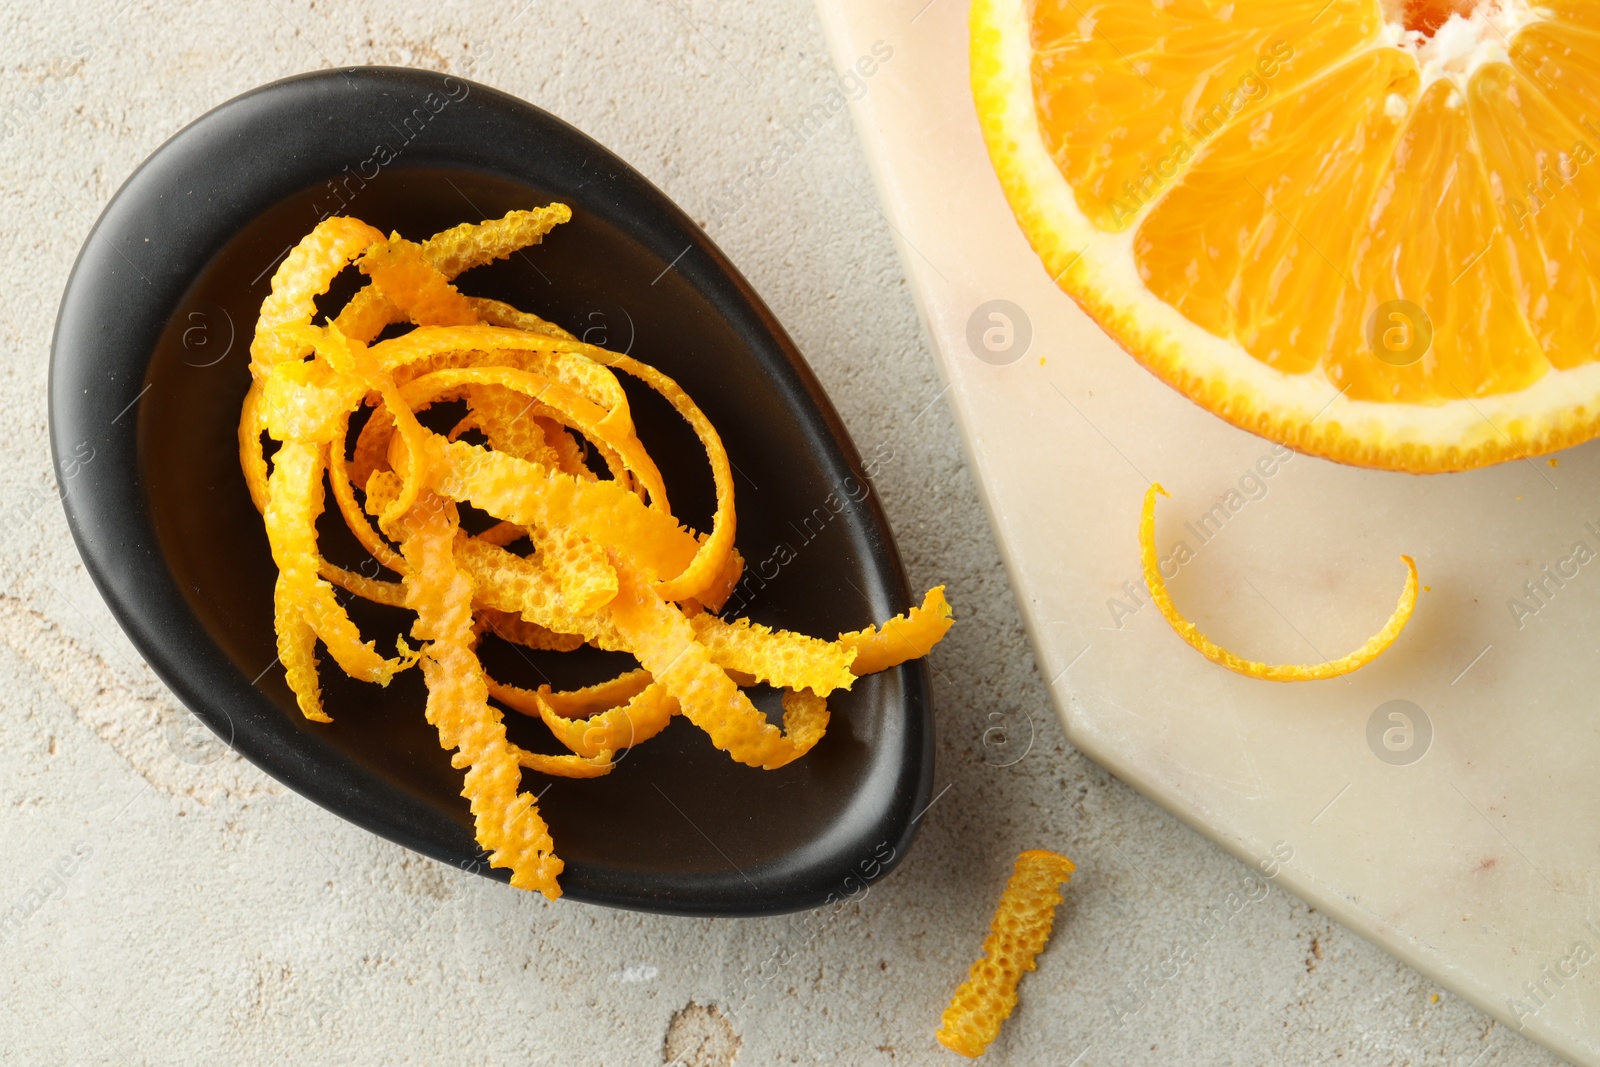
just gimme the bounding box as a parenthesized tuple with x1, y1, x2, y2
(1140, 484, 1416, 681)
(607, 556, 827, 770)
(437, 440, 695, 585)
(386, 488, 563, 898)
(840, 586, 954, 675)
(477, 606, 586, 653)
(264, 441, 404, 691)
(250, 216, 385, 369)
(357, 235, 478, 328)
(489, 677, 679, 759)
(690, 614, 856, 697)
(936, 849, 1077, 1058)
(243, 206, 956, 899)
(608, 354, 736, 602)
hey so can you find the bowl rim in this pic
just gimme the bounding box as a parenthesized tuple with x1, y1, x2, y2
(47, 65, 935, 916)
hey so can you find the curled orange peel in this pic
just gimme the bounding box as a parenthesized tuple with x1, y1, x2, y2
(250, 216, 385, 370)
(489, 677, 678, 759)
(242, 207, 955, 897)
(537, 669, 656, 717)
(396, 366, 662, 507)
(387, 487, 563, 897)
(937, 849, 1076, 1058)
(1140, 483, 1417, 682)
(607, 555, 826, 770)
(477, 606, 585, 653)
(357, 235, 479, 328)
(436, 440, 695, 583)
(840, 586, 954, 675)
(690, 614, 856, 697)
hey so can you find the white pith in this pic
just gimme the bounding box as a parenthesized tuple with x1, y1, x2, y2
(1380, 0, 1548, 91)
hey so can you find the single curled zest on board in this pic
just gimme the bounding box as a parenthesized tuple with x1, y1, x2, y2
(1139, 483, 1417, 682)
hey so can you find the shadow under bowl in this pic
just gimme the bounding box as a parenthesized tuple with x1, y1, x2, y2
(48, 66, 933, 916)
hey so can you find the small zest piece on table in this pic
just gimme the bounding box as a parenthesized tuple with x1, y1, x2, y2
(1139, 483, 1417, 682)
(936, 849, 1076, 1058)
(241, 206, 956, 898)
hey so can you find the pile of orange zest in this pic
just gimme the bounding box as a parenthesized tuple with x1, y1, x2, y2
(240, 207, 955, 896)
(936, 849, 1076, 1058)
(1140, 484, 1417, 681)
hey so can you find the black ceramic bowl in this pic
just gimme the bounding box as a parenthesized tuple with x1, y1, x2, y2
(48, 67, 933, 916)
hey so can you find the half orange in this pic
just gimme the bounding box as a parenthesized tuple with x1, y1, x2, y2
(972, 0, 1600, 472)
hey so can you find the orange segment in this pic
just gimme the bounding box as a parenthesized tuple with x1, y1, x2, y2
(1329, 77, 1545, 404)
(1136, 50, 1419, 379)
(1032, 0, 1381, 232)
(1472, 59, 1600, 371)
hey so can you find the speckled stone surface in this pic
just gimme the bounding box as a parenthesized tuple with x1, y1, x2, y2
(0, 1, 1572, 1063)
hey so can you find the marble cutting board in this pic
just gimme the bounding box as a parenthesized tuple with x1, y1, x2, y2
(815, 2, 1600, 1061)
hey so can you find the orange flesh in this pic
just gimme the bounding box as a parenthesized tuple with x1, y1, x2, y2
(1030, 0, 1600, 405)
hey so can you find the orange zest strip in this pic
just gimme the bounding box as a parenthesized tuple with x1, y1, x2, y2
(334, 206, 574, 344)
(488, 677, 678, 759)
(328, 409, 407, 575)
(251, 216, 385, 370)
(529, 523, 618, 615)
(436, 440, 696, 584)
(477, 606, 585, 653)
(398, 366, 662, 507)
(421, 205, 573, 279)
(1140, 484, 1417, 681)
(536, 669, 657, 717)
(840, 586, 954, 675)
(321, 327, 440, 526)
(535, 415, 597, 480)
(454, 534, 620, 650)
(274, 576, 327, 722)
(689, 614, 856, 697)
(386, 488, 563, 898)
(469, 296, 577, 340)
(686, 547, 745, 615)
(238, 381, 272, 515)
(368, 324, 635, 429)
(357, 236, 479, 327)
(318, 562, 407, 608)
(606, 555, 825, 770)
(257, 353, 366, 445)
(609, 355, 736, 601)
(513, 746, 616, 778)
(460, 384, 564, 469)
(936, 849, 1077, 1058)
(263, 440, 403, 686)
(350, 404, 396, 490)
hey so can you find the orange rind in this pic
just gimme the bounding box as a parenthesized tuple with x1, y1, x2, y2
(936, 849, 1076, 1058)
(1140, 484, 1417, 681)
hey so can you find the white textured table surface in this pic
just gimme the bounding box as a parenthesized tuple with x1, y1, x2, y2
(0, 1, 1573, 1064)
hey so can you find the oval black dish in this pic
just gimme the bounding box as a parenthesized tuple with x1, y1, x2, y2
(48, 66, 934, 916)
